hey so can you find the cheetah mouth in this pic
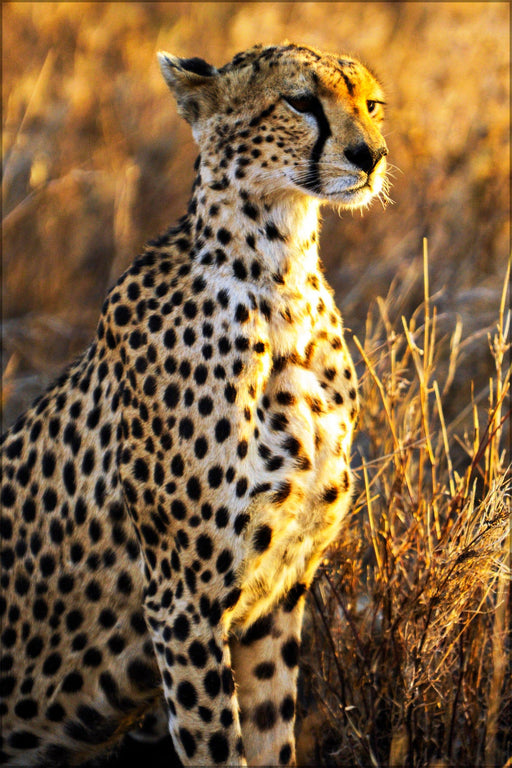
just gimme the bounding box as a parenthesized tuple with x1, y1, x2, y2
(323, 166, 386, 205)
(324, 177, 378, 204)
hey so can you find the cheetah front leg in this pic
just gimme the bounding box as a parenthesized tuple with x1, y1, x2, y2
(142, 586, 247, 766)
(231, 586, 307, 766)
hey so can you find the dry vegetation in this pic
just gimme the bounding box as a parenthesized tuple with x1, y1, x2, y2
(2, 3, 510, 767)
(300, 249, 510, 767)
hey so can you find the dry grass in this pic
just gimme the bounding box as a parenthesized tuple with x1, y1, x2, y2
(2, 3, 511, 766)
(300, 248, 510, 767)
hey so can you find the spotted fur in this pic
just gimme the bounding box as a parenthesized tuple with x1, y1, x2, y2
(0, 43, 388, 766)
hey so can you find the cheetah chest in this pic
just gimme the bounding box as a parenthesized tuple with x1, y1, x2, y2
(231, 314, 358, 627)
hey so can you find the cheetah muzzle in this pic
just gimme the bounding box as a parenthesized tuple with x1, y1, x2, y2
(0, 42, 388, 767)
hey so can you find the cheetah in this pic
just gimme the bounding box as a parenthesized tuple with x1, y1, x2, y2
(0, 43, 388, 766)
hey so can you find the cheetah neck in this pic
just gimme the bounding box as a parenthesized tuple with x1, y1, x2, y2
(189, 166, 322, 289)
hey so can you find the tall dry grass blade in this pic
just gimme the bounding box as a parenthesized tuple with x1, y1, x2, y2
(362, 460, 382, 574)
(401, 316, 436, 466)
(433, 379, 456, 498)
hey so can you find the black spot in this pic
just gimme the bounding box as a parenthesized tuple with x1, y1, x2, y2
(179, 726, 197, 758)
(265, 221, 286, 241)
(271, 412, 288, 431)
(42, 487, 57, 511)
(215, 418, 231, 443)
(280, 695, 295, 721)
(173, 613, 190, 641)
(117, 572, 133, 596)
(164, 383, 180, 409)
(42, 653, 62, 676)
(205, 465, 223, 490)
(32, 598, 48, 620)
(216, 549, 233, 573)
(94, 477, 106, 507)
(233, 259, 247, 280)
(14, 574, 29, 596)
(14, 698, 38, 720)
(220, 708, 233, 728)
(235, 477, 248, 497)
(241, 614, 273, 645)
(235, 336, 250, 351)
(273, 481, 292, 504)
(242, 201, 259, 220)
(208, 599, 222, 627)
(234, 513, 250, 535)
(72, 633, 87, 652)
(40, 553, 56, 577)
(66, 609, 83, 632)
(209, 731, 230, 763)
(254, 700, 277, 731)
(88, 518, 102, 543)
(62, 672, 84, 693)
(223, 587, 241, 610)
(253, 524, 272, 552)
(114, 305, 131, 326)
(198, 395, 213, 416)
(99, 609, 116, 629)
(8, 730, 40, 750)
(46, 702, 66, 722)
(171, 454, 184, 476)
(5, 437, 23, 460)
(196, 534, 213, 560)
(133, 458, 149, 483)
(42, 451, 56, 477)
(279, 743, 293, 764)
(254, 661, 275, 679)
(235, 303, 249, 323)
(198, 705, 212, 723)
(169, 498, 186, 522)
(215, 506, 229, 527)
(218, 336, 231, 355)
(108, 635, 125, 655)
(281, 638, 300, 668)
(0, 675, 16, 697)
(21, 498, 36, 523)
(323, 485, 339, 503)
(217, 228, 231, 245)
(266, 455, 284, 471)
(188, 640, 207, 668)
(177, 681, 197, 709)
(83, 647, 103, 667)
(204, 670, 221, 698)
(283, 583, 307, 612)
(85, 580, 101, 602)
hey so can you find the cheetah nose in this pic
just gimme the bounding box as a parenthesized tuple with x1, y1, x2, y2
(344, 142, 388, 174)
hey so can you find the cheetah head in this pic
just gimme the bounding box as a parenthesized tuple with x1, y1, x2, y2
(158, 43, 389, 210)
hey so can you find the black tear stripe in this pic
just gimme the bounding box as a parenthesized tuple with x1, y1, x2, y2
(302, 97, 332, 195)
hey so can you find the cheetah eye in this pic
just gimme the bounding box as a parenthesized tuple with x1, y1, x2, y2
(367, 99, 385, 116)
(284, 95, 317, 114)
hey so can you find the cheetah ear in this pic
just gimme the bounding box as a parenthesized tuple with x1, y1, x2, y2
(158, 52, 220, 124)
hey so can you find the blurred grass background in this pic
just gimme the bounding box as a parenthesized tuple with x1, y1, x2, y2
(2, 3, 510, 767)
